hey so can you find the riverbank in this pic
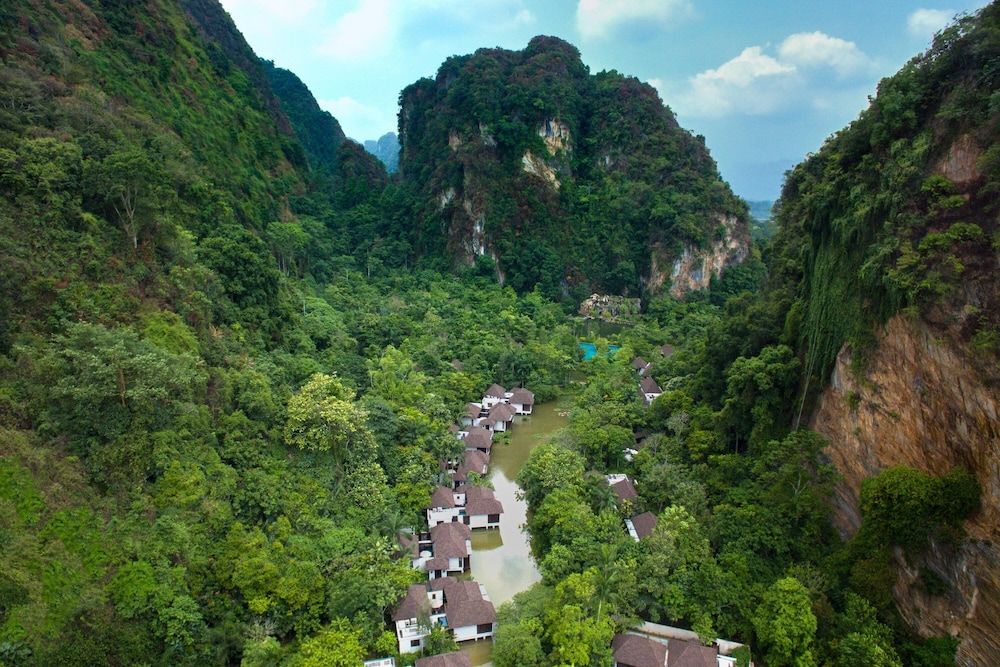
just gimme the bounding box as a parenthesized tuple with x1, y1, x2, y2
(461, 399, 569, 665)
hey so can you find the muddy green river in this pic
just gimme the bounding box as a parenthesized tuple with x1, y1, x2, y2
(460, 399, 568, 666)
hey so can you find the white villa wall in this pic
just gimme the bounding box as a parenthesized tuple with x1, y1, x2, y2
(466, 513, 499, 530)
(427, 507, 462, 527)
(453, 623, 495, 643)
(396, 613, 447, 654)
(481, 395, 506, 409)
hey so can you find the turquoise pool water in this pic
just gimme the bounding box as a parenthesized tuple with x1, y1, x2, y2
(579, 342, 620, 361)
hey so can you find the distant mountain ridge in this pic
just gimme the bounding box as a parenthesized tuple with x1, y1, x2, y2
(746, 200, 776, 242)
(364, 132, 400, 173)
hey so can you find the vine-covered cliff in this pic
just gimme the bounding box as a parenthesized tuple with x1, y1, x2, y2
(397, 36, 750, 300)
(770, 6, 1000, 663)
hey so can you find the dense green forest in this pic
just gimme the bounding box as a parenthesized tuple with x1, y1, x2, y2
(0, 0, 997, 666)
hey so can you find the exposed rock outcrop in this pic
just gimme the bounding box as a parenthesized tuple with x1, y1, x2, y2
(811, 315, 1000, 666)
(936, 133, 981, 186)
(521, 150, 560, 189)
(461, 197, 488, 258)
(539, 118, 570, 155)
(579, 294, 640, 320)
(655, 214, 750, 298)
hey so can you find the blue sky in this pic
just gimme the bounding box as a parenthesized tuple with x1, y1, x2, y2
(219, 0, 988, 200)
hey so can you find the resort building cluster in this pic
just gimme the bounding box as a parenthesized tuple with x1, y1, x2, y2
(390, 384, 535, 655)
(383, 358, 752, 666)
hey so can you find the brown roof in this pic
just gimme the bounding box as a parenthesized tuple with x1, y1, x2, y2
(632, 511, 658, 539)
(463, 426, 493, 450)
(454, 450, 490, 482)
(465, 402, 482, 419)
(465, 486, 504, 516)
(430, 521, 471, 542)
(430, 522, 470, 560)
(464, 449, 489, 472)
(416, 652, 472, 667)
(633, 356, 650, 370)
(660, 344, 675, 357)
(611, 477, 638, 502)
(640, 376, 662, 394)
(489, 403, 515, 421)
(425, 556, 449, 571)
(392, 584, 431, 621)
(449, 423, 461, 434)
(430, 486, 456, 509)
(613, 634, 667, 667)
(509, 387, 534, 405)
(668, 639, 718, 667)
(485, 383, 507, 398)
(429, 576, 482, 603)
(446, 598, 496, 628)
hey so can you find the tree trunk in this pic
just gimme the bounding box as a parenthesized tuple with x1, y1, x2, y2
(116, 366, 127, 408)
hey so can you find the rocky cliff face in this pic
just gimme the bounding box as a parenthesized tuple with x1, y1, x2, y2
(775, 9, 1000, 662)
(811, 316, 1000, 666)
(364, 132, 400, 173)
(649, 214, 750, 297)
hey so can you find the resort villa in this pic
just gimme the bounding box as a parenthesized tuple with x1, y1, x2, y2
(639, 375, 663, 405)
(415, 652, 471, 667)
(393, 577, 496, 654)
(626, 511, 658, 542)
(611, 624, 750, 667)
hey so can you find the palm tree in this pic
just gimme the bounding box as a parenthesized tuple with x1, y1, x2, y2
(379, 508, 411, 548)
(592, 544, 625, 621)
(586, 473, 618, 513)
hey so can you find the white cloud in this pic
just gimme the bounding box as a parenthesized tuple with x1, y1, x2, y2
(315, 0, 393, 62)
(313, 0, 533, 62)
(778, 32, 868, 77)
(676, 46, 799, 116)
(220, 0, 316, 24)
(667, 30, 876, 118)
(318, 96, 395, 141)
(512, 8, 536, 28)
(575, 0, 693, 40)
(907, 8, 954, 38)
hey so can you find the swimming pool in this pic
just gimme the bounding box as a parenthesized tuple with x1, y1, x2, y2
(579, 342, 620, 361)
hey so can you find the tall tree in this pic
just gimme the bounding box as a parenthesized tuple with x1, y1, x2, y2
(752, 577, 818, 667)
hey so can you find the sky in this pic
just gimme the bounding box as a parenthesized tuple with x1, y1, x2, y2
(219, 0, 989, 201)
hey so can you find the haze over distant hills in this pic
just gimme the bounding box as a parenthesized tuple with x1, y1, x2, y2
(364, 132, 400, 173)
